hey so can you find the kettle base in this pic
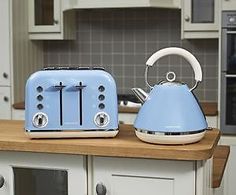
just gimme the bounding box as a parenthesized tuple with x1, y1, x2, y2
(135, 130, 205, 145)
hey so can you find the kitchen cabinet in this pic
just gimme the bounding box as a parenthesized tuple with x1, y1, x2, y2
(64, 0, 181, 9)
(207, 116, 218, 128)
(0, 0, 11, 120)
(222, 0, 236, 10)
(0, 153, 213, 195)
(12, 109, 24, 120)
(28, 0, 75, 40)
(181, 0, 220, 39)
(0, 0, 11, 87)
(0, 121, 220, 195)
(92, 156, 212, 195)
(0, 151, 86, 195)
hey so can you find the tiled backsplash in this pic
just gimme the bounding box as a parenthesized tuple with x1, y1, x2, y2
(44, 8, 218, 101)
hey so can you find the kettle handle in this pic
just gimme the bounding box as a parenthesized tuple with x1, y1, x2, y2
(145, 47, 202, 91)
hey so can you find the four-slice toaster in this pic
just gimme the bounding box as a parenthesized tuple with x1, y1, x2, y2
(25, 67, 118, 138)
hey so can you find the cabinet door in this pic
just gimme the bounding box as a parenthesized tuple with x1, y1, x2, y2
(182, 0, 219, 31)
(92, 157, 195, 195)
(0, 0, 11, 86)
(28, 0, 61, 33)
(222, 0, 236, 11)
(206, 116, 218, 128)
(0, 152, 86, 195)
(0, 87, 11, 119)
(182, 0, 219, 39)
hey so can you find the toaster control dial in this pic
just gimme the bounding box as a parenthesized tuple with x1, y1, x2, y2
(94, 112, 110, 127)
(32, 112, 48, 128)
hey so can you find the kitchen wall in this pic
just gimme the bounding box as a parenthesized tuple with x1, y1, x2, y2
(44, 8, 218, 101)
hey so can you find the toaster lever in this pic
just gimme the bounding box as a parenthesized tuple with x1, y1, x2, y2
(74, 84, 86, 90)
(76, 82, 86, 125)
(54, 85, 66, 90)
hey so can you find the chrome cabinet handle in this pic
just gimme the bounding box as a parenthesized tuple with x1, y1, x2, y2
(54, 19, 59, 24)
(185, 15, 190, 22)
(96, 182, 107, 195)
(0, 175, 4, 188)
(3, 72, 8, 79)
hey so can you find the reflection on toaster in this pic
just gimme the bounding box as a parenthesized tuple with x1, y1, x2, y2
(25, 67, 118, 138)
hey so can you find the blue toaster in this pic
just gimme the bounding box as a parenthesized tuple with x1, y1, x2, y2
(25, 67, 118, 138)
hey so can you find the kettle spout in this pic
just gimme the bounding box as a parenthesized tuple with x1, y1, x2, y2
(131, 88, 148, 104)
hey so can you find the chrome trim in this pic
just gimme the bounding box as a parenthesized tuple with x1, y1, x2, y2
(136, 128, 205, 136)
(225, 74, 236, 78)
(26, 129, 118, 133)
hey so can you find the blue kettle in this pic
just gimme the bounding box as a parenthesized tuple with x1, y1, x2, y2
(132, 47, 208, 144)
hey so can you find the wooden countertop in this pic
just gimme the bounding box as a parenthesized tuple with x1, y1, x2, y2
(213, 145, 230, 188)
(13, 101, 218, 116)
(0, 120, 220, 161)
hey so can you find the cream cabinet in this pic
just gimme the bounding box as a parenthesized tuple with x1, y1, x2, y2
(0, 151, 213, 195)
(28, 0, 61, 33)
(207, 116, 218, 128)
(12, 109, 25, 120)
(64, 0, 181, 9)
(92, 157, 195, 195)
(0, 152, 86, 195)
(181, 0, 220, 39)
(28, 0, 75, 40)
(222, 0, 236, 10)
(92, 156, 213, 195)
(0, 0, 12, 119)
(0, 0, 11, 87)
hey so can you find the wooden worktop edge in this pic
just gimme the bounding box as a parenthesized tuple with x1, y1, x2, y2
(0, 120, 220, 161)
(212, 145, 230, 188)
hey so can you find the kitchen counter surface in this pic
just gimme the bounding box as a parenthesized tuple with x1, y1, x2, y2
(0, 120, 220, 161)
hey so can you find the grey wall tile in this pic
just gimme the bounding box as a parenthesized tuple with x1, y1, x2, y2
(44, 8, 218, 101)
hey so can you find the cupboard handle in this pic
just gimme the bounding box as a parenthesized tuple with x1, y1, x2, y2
(185, 15, 190, 22)
(3, 72, 8, 79)
(54, 19, 59, 24)
(96, 182, 107, 195)
(0, 175, 4, 188)
(3, 96, 9, 102)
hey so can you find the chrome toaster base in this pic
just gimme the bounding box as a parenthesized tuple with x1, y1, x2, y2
(26, 130, 119, 139)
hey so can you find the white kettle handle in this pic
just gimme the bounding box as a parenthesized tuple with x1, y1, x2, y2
(145, 47, 202, 91)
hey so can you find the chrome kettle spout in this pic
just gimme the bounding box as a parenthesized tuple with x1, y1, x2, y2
(131, 88, 148, 104)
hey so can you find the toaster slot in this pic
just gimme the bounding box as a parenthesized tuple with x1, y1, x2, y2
(75, 82, 86, 126)
(54, 82, 66, 126)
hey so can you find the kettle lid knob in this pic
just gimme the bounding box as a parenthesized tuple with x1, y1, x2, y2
(166, 71, 176, 82)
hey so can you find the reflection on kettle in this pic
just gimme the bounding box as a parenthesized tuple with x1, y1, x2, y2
(132, 47, 208, 145)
